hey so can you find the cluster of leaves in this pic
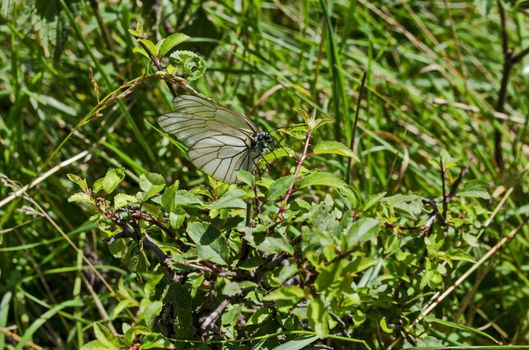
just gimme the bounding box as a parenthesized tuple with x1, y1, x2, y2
(68, 119, 488, 349)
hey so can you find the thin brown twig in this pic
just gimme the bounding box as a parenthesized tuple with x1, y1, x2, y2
(0, 326, 44, 350)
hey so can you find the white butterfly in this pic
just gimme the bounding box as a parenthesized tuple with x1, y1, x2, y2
(158, 94, 274, 183)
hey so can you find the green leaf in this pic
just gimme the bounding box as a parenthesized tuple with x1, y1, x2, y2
(313, 141, 358, 160)
(140, 333, 173, 349)
(257, 235, 294, 255)
(298, 171, 355, 203)
(458, 180, 490, 199)
(113, 193, 138, 209)
(132, 46, 149, 59)
(128, 20, 145, 38)
(93, 323, 121, 349)
(315, 261, 344, 291)
(143, 301, 163, 327)
(67, 173, 88, 191)
(235, 170, 255, 186)
(247, 308, 272, 326)
(93, 168, 125, 195)
(299, 171, 346, 190)
(272, 335, 319, 350)
(208, 189, 247, 210)
(168, 50, 206, 81)
(138, 38, 158, 56)
(162, 184, 203, 212)
(222, 281, 242, 296)
(80, 340, 115, 350)
(68, 192, 92, 204)
(263, 286, 305, 312)
(160, 181, 179, 211)
(382, 194, 423, 218)
(307, 298, 330, 338)
(138, 173, 166, 201)
(342, 218, 380, 250)
(447, 248, 476, 263)
(158, 33, 190, 57)
(266, 175, 294, 202)
(221, 304, 243, 326)
(362, 192, 386, 211)
(187, 222, 229, 265)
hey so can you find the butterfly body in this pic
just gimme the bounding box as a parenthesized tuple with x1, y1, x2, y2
(158, 94, 273, 183)
(252, 132, 274, 154)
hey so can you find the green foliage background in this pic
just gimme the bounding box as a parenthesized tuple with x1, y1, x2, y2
(2, 0, 529, 349)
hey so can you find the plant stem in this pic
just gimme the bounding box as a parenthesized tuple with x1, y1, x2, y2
(277, 128, 313, 220)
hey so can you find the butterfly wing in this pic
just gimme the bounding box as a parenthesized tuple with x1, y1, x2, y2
(158, 94, 259, 183)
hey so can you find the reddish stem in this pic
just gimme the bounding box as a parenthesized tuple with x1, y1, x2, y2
(277, 128, 313, 220)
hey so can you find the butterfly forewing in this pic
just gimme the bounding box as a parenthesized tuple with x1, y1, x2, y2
(171, 95, 258, 132)
(158, 94, 265, 183)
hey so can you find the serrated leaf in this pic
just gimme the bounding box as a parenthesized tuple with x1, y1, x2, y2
(187, 222, 229, 265)
(169, 50, 206, 81)
(114, 193, 138, 209)
(67, 173, 88, 191)
(132, 46, 149, 59)
(158, 33, 190, 57)
(143, 301, 163, 327)
(235, 170, 255, 186)
(93, 323, 120, 349)
(266, 175, 294, 202)
(128, 21, 144, 38)
(257, 235, 294, 255)
(222, 304, 243, 325)
(313, 141, 358, 160)
(162, 185, 203, 212)
(313, 118, 333, 130)
(174, 190, 204, 206)
(68, 192, 92, 204)
(93, 168, 125, 195)
(298, 171, 355, 203)
(208, 189, 247, 210)
(382, 194, 423, 218)
(362, 192, 386, 211)
(247, 308, 272, 326)
(342, 218, 380, 250)
(138, 38, 158, 56)
(139, 173, 166, 201)
(222, 282, 242, 297)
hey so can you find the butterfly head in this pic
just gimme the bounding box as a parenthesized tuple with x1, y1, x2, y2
(253, 132, 274, 153)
